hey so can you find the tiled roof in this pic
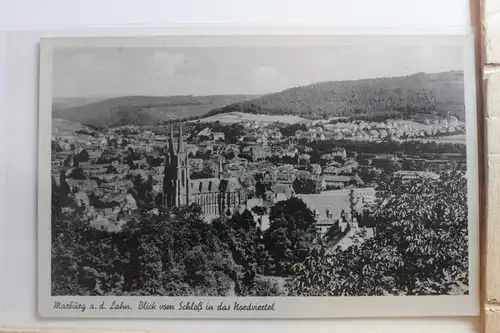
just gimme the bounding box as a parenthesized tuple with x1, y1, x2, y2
(297, 192, 351, 220)
(66, 179, 98, 192)
(152, 175, 163, 183)
(270, 184, 295, 198)
(322, 175, 352, 182)
(325, 161, 341, 167)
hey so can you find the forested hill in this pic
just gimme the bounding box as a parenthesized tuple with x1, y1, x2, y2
(204, 71, 465, 121)
(52, 94, 257, 128)
(53, 71, 465, 128)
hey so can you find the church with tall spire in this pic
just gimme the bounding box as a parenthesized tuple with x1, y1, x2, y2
(163, 122, 190, 208)
(162, 123, 248, 219)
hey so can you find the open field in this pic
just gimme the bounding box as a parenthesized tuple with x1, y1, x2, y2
(194, 111, 310, 125)
(397, 120, 432, 129)
(429, 134, 466, 144)
(52, 118, 86, 134)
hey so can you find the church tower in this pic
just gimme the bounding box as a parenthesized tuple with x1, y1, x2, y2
(163, 123, 190, 208)
(175, 123, 190, 206)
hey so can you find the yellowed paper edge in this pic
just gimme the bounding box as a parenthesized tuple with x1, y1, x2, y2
(482, 0, 500, 330)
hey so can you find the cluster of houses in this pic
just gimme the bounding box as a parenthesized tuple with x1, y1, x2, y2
(51, 116, 452, 243)
(295, 117, 466, 142)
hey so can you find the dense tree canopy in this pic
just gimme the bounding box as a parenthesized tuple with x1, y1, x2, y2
(52, 199, 286, 296)
(287, 171, 469, 296)
(52, 205, 237, 296)
(292, 177, 320, 194)
(262, 197, 317, 276)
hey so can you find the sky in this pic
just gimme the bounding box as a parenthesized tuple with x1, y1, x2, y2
(52, 44, 463, 98)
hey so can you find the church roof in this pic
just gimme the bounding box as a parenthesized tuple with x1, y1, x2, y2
(219, 177, 243, 193)
(189, 177, 243, 194)
(190, 178, 220, 194)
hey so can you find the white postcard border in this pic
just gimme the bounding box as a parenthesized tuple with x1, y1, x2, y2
(37, 32, 480, 319)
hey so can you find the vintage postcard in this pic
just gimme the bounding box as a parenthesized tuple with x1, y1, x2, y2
(38, 34, 479, 318)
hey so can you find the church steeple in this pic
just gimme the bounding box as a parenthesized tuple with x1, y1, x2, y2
(167, 122, 176, 155)
(163, 122, 190, 209)
(177, 123, 184, 153)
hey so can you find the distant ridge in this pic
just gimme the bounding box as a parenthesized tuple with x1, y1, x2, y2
(205, 71, 465, 122)
(52, 94, 257, 128)
(52, 71, 465, 128)
(52, 96, 112, 110)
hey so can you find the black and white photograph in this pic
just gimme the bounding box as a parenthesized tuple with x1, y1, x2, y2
(38, 34, 479, 318)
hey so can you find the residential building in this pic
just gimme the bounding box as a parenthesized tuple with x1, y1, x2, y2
(213, 132, 226, 142)
(393, 170, 440, 181)
(322, 175, 353, 189)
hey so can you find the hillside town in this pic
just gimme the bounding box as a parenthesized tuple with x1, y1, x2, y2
(47, 42, 471, 300)
(51, 114, 466, 248)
